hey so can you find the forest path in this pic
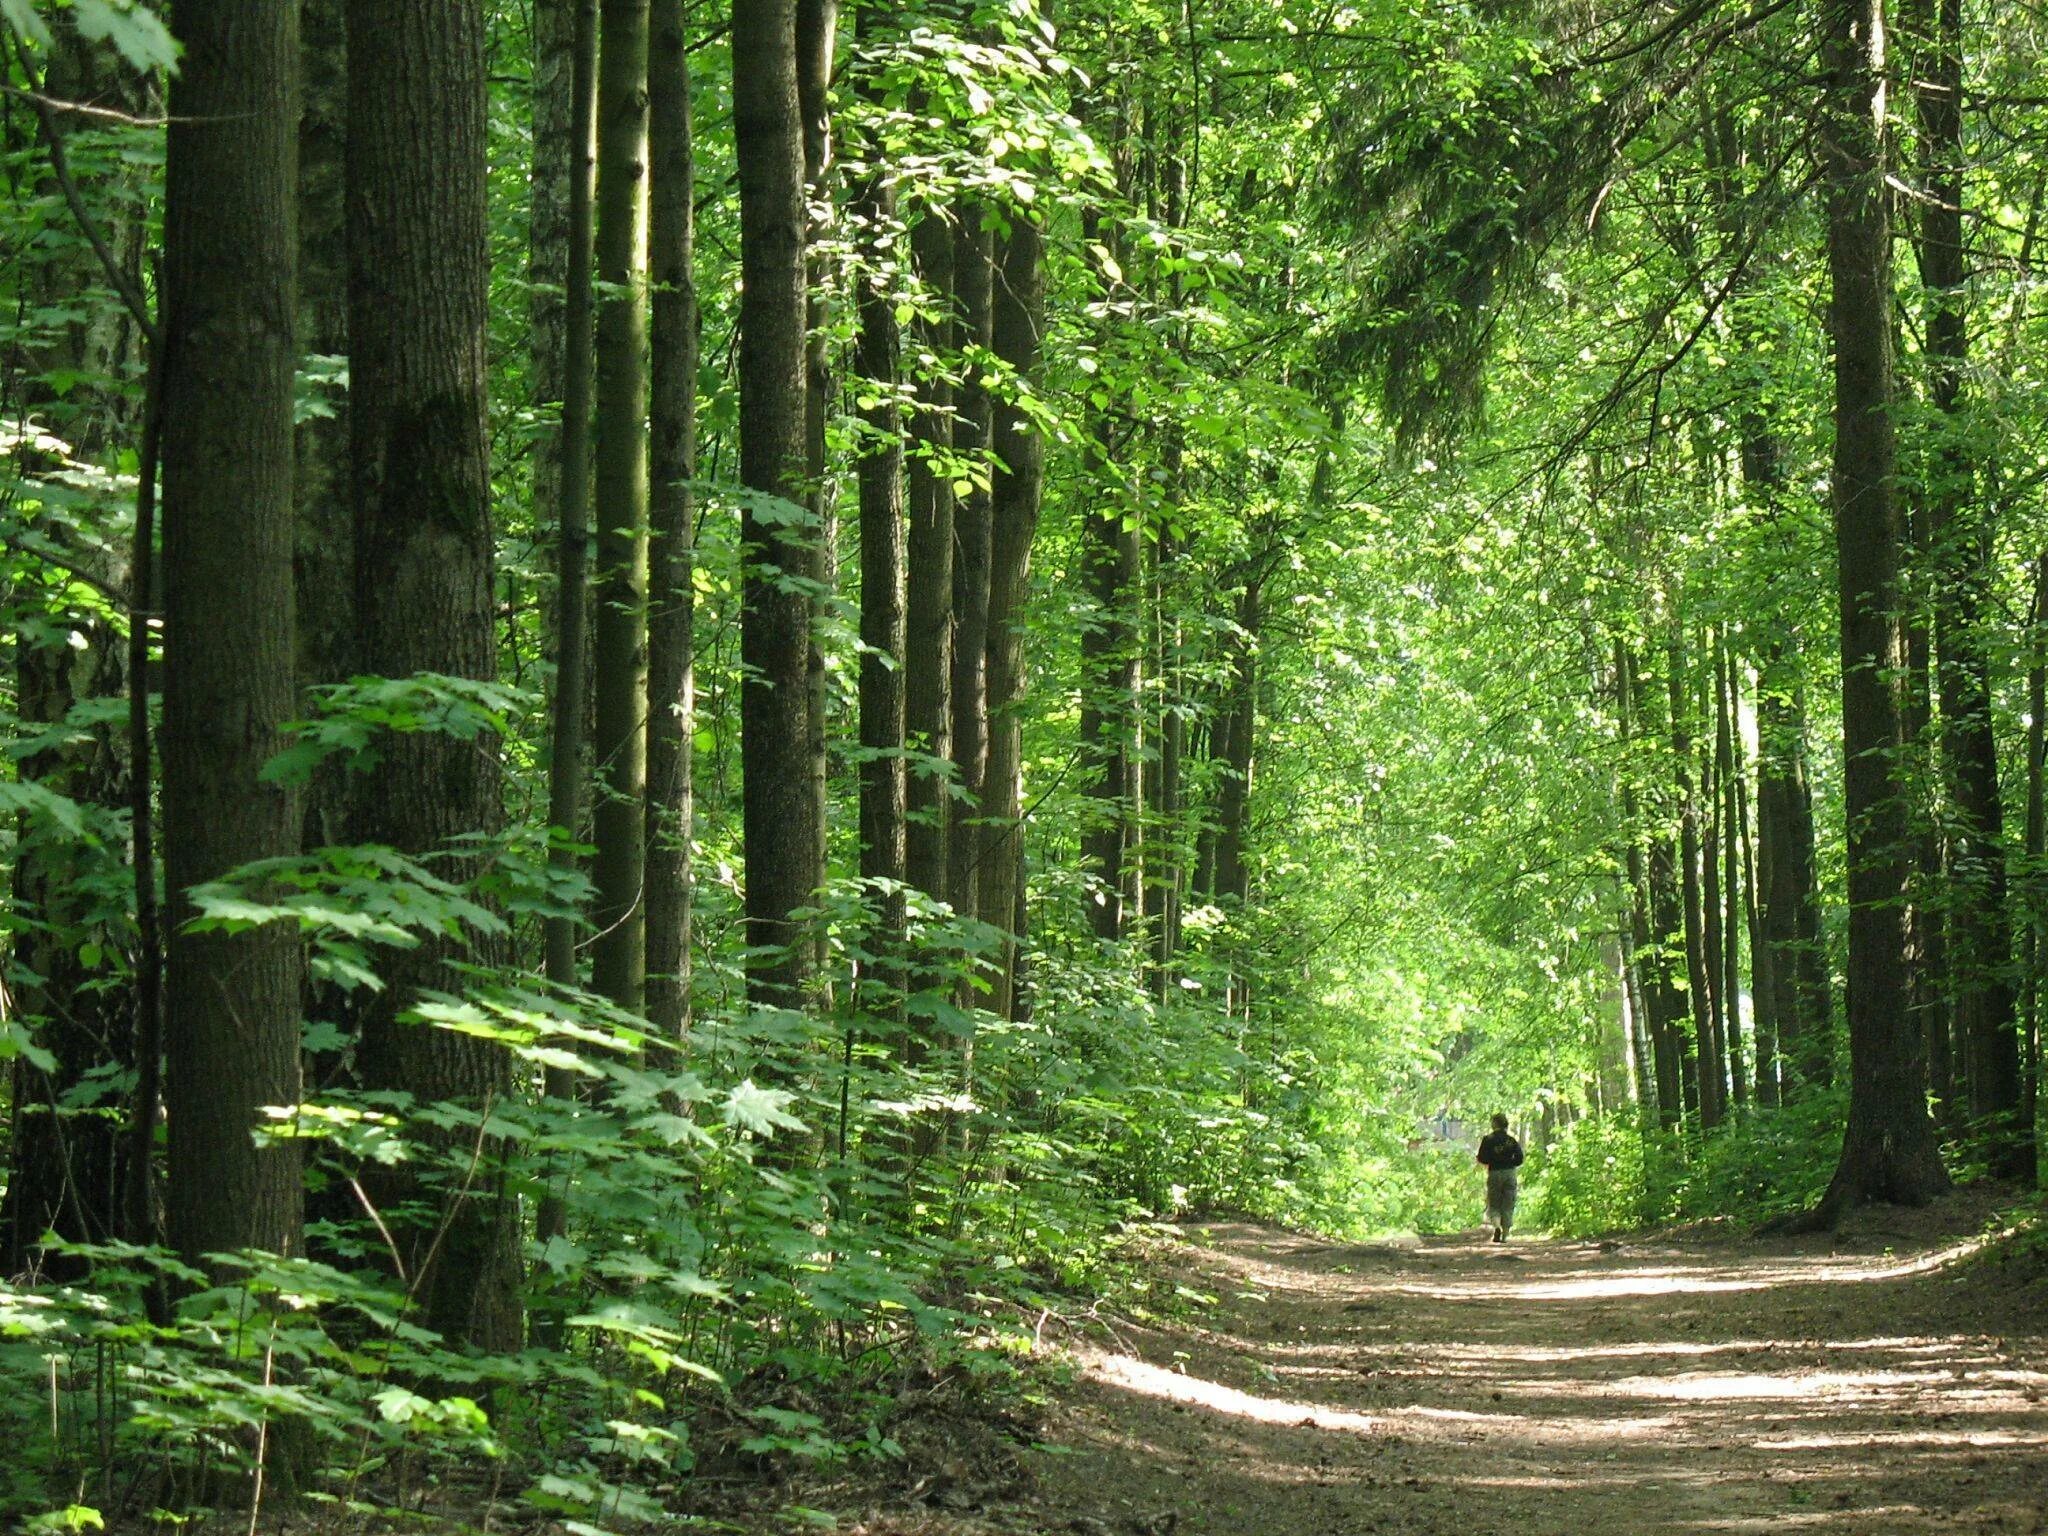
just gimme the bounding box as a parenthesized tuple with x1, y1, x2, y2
(931, 1186, 2048, 1536)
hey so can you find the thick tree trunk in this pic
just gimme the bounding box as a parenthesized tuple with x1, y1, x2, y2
(591, 0, 652, 1014)
(646, 0, 698, 1040)
(1811, 0, 1950, 1214)
(980, 213, 1046, 1021)
(734, 0, 819, 1004)
(903, 212, 954, 910)
(345, 0, 521, 1345)
(160, 0, 305, 1267)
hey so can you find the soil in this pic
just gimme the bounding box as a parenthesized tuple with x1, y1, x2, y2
(824, 1183, 2048, 1536)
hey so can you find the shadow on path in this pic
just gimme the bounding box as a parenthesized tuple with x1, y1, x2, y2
(1018, 1189, 2048, 1536)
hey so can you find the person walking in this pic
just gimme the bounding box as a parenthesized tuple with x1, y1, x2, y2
(1476, 1113, 1524, 1242)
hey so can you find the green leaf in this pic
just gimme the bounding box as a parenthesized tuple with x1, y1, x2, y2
(71, 0, 180, 73)
(0, 0, 51, 50)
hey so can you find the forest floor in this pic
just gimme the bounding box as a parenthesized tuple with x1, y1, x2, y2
(785, 1181, 2048, 1536)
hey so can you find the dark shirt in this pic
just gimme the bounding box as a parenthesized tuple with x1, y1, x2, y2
(1477, 1130, 1523, 1170)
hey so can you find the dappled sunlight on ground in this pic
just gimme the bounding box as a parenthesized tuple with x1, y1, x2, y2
(1020, 1190, 2048, 1535)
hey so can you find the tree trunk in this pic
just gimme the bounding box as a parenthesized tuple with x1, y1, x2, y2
(734, 0, 819, 1005)
(160, 0, 305, 1267)
(1912, 0, 2027, 1173)
(1618, 644, 1680, 1126)
(646, 0, 697, 1040)
(591, 0, 652, 1014)
(1811, 0, 1950, 1214)
(345, 0, 520, 1345)
(852, 37, 906, 1015)
(903, 211, 954, 911)
(948, 219, 993, 936)
(1671, 637, 1722, 1127)
(1716, 638, 1747, 1107)
(542, 0, 598, 1006)
(797, 0, 838, 980)
(296, 0, 354, 844)
(980, 212, 1046, 1021)
(1214, 579, 1261, 906)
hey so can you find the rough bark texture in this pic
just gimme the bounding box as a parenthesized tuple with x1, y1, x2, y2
(734, 0, 819, 1004)
(646, 0, 698, 1040)
(1812, 0, 1951, 1214)
(160, 0, 305, 1267)
(1619, 646, 1684, 1127)
(345, 0, 520, 1344)
(591, 0, 652, 1014)
(981, 213, 1046, 1022)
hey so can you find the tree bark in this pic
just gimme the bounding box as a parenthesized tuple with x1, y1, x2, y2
(948, 219, 993, 936)
(160, 0, 305, 1268)
(903, 211, 954, 911)
(981, 212, 1047, 1021)
(1717, 641, 1748, 1107)
(646, 0, 698, 1040)
(852, 28, 906, 1015)
(591, 0, 652, 1014)
(798, 0, 838, 981)
(345, 0, 520, 1344)
(1911, 0, 2027, 1173)
(734, 0, 820, 1005)
(1811, 0, 1950, 1214)
(1672, 637, 1723, 1126)
(541, 0, 598, 1005)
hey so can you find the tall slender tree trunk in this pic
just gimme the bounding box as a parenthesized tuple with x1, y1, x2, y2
(591, 0, 652, 1014)
(2023, 555, 2047, 1145)
(542, 0, 598, 1006)
(1213, 578, 1262, 907)
(851, 26, 906, 1013)
(160, 0, 305, 1267)
(1735, 658, 1780, 1107)
(1718, 642, 1748, 1106)
(1811, 0, 1950, 1214)
(981, 212, 1047, 1021)
(797, 0, 838, 978)
(646, 0, 698, 1040)
(903, 212, 954, 914)
(1619, 643, 1681, 1127)
(296, 0, 353, 844)
(1672, 638, 1723, 1127)
(345, 0, 520, 1345)
(1912, 0, 2027, 1174)
(948, 220, 993, 936)
(734, 0, 819, 1005)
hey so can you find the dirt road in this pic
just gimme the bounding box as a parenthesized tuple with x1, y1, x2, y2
(969, 1188, 2048, 1535)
